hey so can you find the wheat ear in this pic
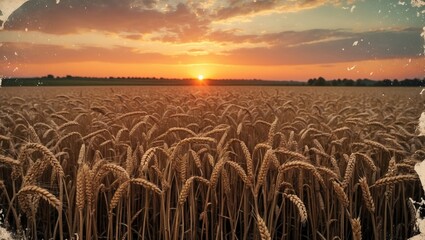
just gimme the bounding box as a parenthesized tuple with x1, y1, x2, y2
(283, 193, 308, 223)
(178, 176, 210, 205)
(341, 153, 356, 188)
(255, 149, 273, 195)
(364, 139, 389, 152)
(359, 177, 375, 213)
(256, 215, 272, 240)
(131, 178, 162, 195)
(109, 180, 131, 213)
(371, 174, 418, 187)
(226, 161, 252, 187)
(18, 185, 61, 210)
(351, 217, 362, 240)
(209, 157, 227, 189)
(0, 155, 20, 166)
(76, 165, 86, 211)
(240, 140, 254, 183)
(332, 181, 349, 208)
(22, 143, 64, 177)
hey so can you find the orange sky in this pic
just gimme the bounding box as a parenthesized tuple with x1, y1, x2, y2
(5, 58, 424, 81)
(0, 0, 424, 80)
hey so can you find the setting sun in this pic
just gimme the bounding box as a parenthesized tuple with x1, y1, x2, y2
(197, 75, 204, 81)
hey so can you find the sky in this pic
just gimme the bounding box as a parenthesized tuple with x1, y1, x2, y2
(0, 0, 424, 81)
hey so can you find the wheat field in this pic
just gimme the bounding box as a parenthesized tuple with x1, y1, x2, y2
(0, 86, 424, 240)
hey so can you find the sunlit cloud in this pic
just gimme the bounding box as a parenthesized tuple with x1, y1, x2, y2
(1, 27, 421, 66)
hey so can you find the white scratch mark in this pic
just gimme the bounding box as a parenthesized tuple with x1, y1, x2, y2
(347, 65, 356, 71)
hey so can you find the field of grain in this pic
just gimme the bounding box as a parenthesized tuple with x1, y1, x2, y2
(0, 86, 424, 240)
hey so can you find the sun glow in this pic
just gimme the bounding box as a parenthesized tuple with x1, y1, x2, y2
(197, 74, 204, 81)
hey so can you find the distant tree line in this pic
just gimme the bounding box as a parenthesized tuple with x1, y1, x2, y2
(2, 75, 425, 87)
(307, 77, 425, 86)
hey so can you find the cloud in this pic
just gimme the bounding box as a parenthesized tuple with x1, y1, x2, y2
(1, 28, 421, 66)
(219, 28, 423, 65)
(4, 0, 209, 41)
(0, 43, 171, 64)
(205, 28, 353, 45)
(2, 0, 360, 37)
(212, 0, 357, 20)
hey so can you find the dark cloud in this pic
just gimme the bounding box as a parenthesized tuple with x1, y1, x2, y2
(122, 33, 144, 40)
(4, 0, 209, 41)
(206, 28, 353, 45)
(213, 0, 357, 20)
(2, 0, 358, 38)
(214, 0, 276, 20)
(220, 28, 423, 65)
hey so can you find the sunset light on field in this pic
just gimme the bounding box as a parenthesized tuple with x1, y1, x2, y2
(0, 0, 424, 80)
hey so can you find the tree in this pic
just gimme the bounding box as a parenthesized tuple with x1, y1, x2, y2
(317, 77, 326, 86)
